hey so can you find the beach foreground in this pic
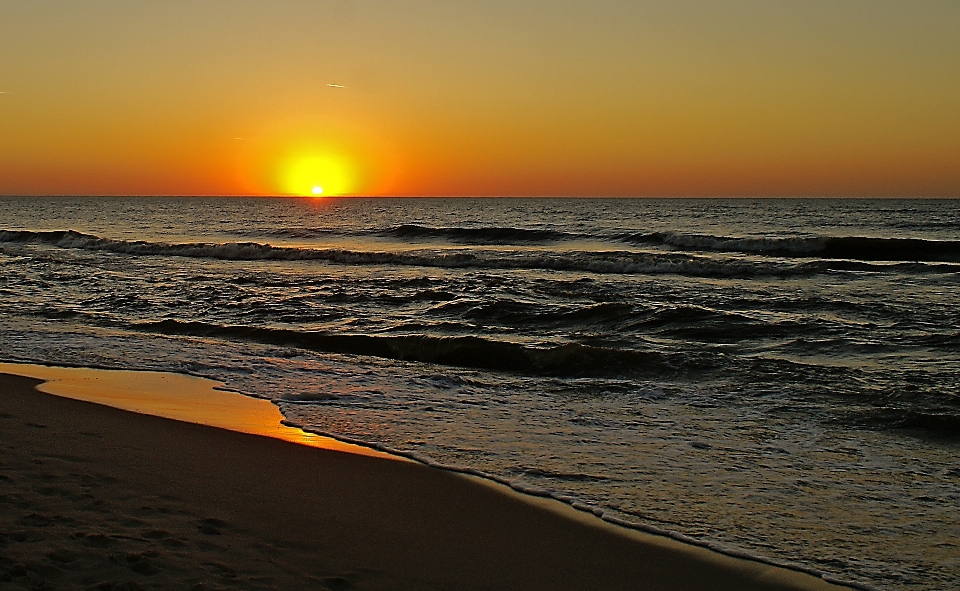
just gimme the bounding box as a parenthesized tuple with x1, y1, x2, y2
(1, 372, 849, 591)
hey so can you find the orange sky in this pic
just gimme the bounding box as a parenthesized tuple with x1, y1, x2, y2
(1, 1, 959, 197)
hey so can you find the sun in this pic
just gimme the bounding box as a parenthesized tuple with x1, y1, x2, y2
(279, 152, 355, 196)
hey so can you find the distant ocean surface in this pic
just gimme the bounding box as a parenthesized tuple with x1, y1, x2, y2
(1, 196, 958, 590)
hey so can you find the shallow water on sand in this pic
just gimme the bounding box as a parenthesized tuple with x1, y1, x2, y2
(2, 197, 959, 590)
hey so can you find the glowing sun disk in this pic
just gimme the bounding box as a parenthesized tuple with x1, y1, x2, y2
(279, 152, 355, 196)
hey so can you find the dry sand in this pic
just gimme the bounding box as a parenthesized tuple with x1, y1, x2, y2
(0, 371, 852, 591)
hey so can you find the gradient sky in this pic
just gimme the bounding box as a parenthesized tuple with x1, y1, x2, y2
(1, 0, 959, 197)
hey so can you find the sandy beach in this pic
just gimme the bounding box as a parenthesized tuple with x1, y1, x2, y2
(1, 371, 851, 590)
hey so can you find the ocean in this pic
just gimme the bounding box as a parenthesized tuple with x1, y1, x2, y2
(1, 196, 958, 590)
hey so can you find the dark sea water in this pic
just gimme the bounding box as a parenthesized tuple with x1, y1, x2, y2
(1, 196, 958, 590)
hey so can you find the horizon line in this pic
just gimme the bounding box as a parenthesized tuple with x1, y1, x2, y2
(1, 194, 959, 200)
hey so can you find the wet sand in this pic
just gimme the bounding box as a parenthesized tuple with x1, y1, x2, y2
(0, 371, 851, 590)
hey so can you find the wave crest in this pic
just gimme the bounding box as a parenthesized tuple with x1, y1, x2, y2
(3, 229, 955, 278)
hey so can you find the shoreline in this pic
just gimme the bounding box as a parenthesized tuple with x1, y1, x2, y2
(1, 366, 854, 590)
(0, 362, 395, 460)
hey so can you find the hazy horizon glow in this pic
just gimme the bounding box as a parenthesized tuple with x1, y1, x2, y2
(1, 1, 959, 197)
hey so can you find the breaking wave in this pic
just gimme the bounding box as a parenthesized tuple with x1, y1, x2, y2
(622, 231, 960, 262)
(0, 229, 906, 278)
(135, 319, 673, 377)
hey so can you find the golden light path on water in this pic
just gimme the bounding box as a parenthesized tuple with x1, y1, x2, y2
(0, 363, 396, 460)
